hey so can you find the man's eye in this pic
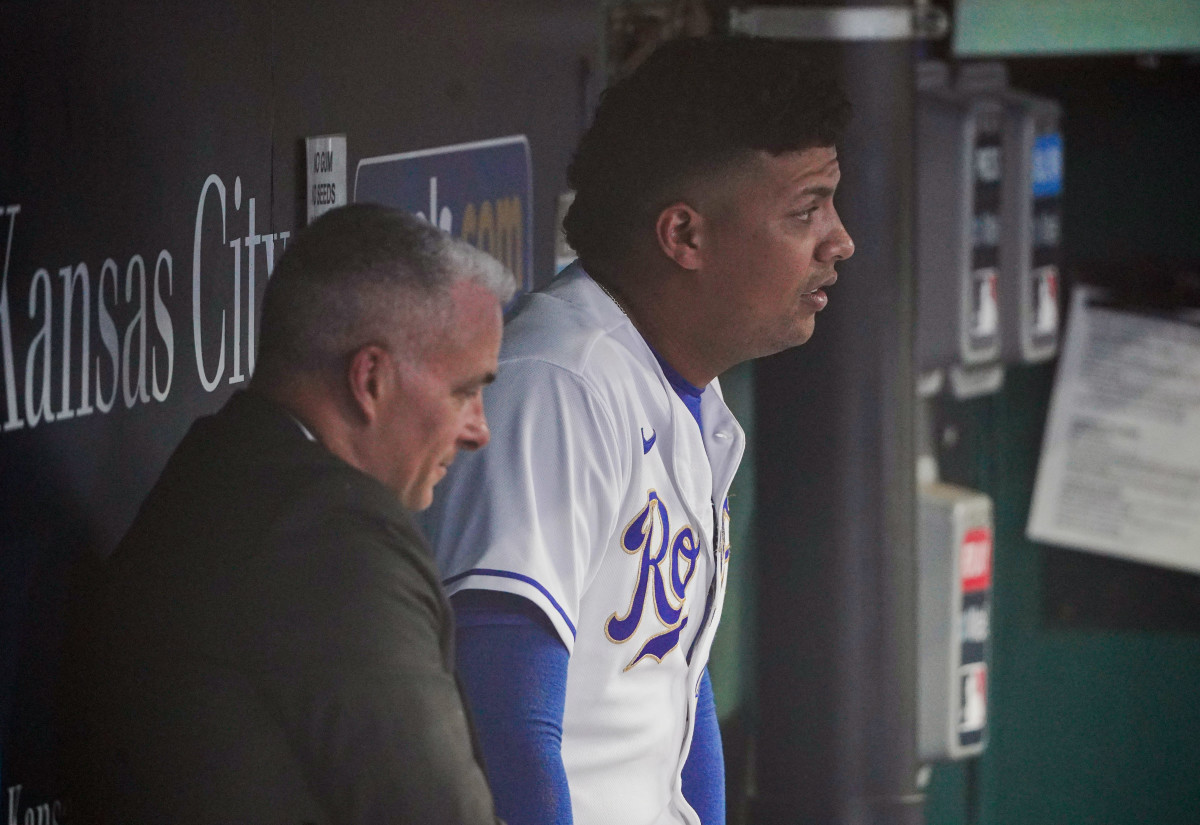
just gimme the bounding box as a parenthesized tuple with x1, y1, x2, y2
(791, 207, 818, 223)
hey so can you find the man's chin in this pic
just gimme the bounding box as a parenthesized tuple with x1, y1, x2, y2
(765, 320, 816, 357)
(792, 323, 816, 348)
(400, 486, 435, 512)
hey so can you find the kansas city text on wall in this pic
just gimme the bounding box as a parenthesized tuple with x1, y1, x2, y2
(0, 175, 291, 433)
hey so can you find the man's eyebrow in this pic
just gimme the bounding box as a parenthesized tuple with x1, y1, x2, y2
(799, 185, 836, 199)
(468, 371, 498, 388)
(453, 371, 497, 393)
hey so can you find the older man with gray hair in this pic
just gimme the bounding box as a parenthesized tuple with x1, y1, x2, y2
(71, 204, 512, 825)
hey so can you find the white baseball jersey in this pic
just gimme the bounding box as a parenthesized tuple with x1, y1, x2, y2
(425, 262, 745, 825)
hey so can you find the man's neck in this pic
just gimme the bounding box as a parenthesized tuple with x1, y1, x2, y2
(590, 267, 723, 387)
(252, 376, 364, 470)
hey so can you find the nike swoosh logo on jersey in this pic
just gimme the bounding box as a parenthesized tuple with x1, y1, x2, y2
(641, 427, 656, 454)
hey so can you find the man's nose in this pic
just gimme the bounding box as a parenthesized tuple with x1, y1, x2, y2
(458, 398, 490, 451)
(820, 213, 855, 262)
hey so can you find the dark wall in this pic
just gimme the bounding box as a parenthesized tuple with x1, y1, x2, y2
(0, 0, 597, 814)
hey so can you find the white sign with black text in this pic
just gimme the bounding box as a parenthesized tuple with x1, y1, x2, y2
(306, 134, 347, 224)
(1028, 286, 1200, 574)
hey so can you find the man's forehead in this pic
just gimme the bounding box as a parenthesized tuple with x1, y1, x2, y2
(399, 281, 497, 350)
(684, 146, 840, 212)
(426, 285, 502, 365)
(765, 146, 841, 185)
(713, 147, 839, 192)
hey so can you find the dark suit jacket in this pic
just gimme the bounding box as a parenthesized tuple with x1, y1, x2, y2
(71, 390, 499, 825)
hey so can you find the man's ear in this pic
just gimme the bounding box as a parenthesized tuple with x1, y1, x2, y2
(346, 344, 389, 424)
(654, 203, 705, 271)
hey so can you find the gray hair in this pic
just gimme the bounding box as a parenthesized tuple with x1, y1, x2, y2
(255, 204, 515, 378)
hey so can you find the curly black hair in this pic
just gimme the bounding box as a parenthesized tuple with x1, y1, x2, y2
(563, 37, 851, 269)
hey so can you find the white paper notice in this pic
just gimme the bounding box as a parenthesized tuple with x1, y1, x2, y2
(1028, 286, 1200, 574)
(306, 134, 347, 225)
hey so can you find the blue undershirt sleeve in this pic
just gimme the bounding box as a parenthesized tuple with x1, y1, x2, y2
(681, 668, 726, 825)
(452, 589, 573, 825)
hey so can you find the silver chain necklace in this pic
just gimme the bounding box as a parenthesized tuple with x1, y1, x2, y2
(594, 278, 631, 320)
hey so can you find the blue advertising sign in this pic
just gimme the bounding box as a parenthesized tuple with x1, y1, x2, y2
(354, 136, 534, 294)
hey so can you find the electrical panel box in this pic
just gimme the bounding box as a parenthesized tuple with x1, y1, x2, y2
(917, 482, 993, 761)
(959, 63, 1063, 364)
(916, 62, 1005, 388)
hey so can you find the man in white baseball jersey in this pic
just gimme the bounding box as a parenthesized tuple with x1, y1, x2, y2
(424, 37, 855, 825)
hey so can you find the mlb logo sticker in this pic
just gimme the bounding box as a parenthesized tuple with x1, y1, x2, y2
(958, 662, 988, 733)
(960, 527, 993, 593)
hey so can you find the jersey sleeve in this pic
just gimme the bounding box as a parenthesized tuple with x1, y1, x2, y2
(452, 590, 574, 825)
(681, 669, 725, 825)
(426, 358, 627, 652)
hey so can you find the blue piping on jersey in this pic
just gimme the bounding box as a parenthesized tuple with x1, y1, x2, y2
(444, 568, 578, 638)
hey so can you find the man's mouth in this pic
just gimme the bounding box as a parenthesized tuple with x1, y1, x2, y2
(800, 273, 837, 308)
(804, 272, 838, 294)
